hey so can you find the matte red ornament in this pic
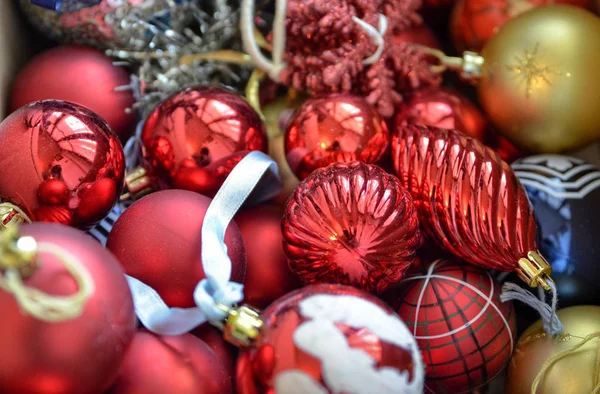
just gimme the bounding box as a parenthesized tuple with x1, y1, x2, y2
(110, 331, 232, 394)
(0, 223, 136, 394)
(236, 284, 425, 394)
(140, 86, 268, 196)
(284, 94, 390, 180)
(193, 325, 238, 383)
(235, 205, 301, 309)
(0, 100, 125, 229)
(393, 25, 441, 49)
(392, 124, 551, 288)
(395, 88, 488, 142)
(106, 190, 245, 308)
(9, 46, 136, 141)
(385, 260, 516, 394)
(450, 0, 591, 52)
(282, 161, 421, 293)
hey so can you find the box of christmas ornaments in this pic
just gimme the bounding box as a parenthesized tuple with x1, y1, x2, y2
(2, 0, 600, 393)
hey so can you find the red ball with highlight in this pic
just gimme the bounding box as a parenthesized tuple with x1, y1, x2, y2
(141, 86, 268, 197)
(9, 46, 136, 141)
(284, 94, 390, 180)
(282, 161, 421, 293)
(0, 100, 125, 229)
(106, 190, 246, 308)
(0, 223, 136, 394)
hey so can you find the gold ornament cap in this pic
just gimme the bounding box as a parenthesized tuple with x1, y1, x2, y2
(516, 251, 553, 290)
(0, 226, 38, 277)
(0, 203, 31, 230)
(215, 303, 264, 347)
(121, 166, 154, 201)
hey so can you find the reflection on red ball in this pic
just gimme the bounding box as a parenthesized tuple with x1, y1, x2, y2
(282, 161, 421, 293)
(395, 88, 488, 141)
(284, 94, 390, 180)
(106, 190, 246, 308)
(141, 86, 268, 197)
(193, 325, 238, 383)
(237, 284, 424, 394)
(235, 205, 301, 308)
(0, 100, 125, 229)
(0, 223, 136, 394)
(451, 0, 591, 52)
(393, 24, 441, 49)
(9, 46, 136, 141)
(385, 260, 517, 394)
(110, 331, 232, 394)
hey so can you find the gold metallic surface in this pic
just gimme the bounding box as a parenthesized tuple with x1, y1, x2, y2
(478, 6, 600, 153)
(0, 203, 31, 230)
(516, 251, 552, 290)
(218, 304, 264, 347)
(506, 306, 600, 394)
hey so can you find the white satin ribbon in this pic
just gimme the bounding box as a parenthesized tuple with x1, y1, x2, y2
(127, 151, 282, 335)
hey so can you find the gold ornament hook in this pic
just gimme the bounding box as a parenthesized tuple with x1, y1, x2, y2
(410, 44, 485, 82)
(0, 226, 38, 277)
(214, 303, 264, 347)
(517, 251, 553, 291)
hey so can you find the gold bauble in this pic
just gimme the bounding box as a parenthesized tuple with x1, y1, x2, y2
(478, 6, 600, 153)
(505, 305, 600, 394)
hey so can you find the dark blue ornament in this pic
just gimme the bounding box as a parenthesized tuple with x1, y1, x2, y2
(31, 0, 101, 12)
(513, 155, 600, 307)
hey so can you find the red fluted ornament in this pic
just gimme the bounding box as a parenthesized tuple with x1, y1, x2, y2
(385, 260, 517, 394)
(284, 94, 390, 180)
(140, 86, 268, 197)
(235, 205, 301, 308)
(0, 223, 136, 394)
(106, 190, 245, 308)
(236, 284, 425, 394)
(392, 124, 552, 289)
(0, 100, 125, 229)
(395, 88, 488, 141)
(9, 46, 136, 141)
(282, 161, 421, 293)
(110, 331, 232, 394)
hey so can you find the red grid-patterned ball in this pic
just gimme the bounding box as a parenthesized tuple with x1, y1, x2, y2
(385, 260, 516, 394)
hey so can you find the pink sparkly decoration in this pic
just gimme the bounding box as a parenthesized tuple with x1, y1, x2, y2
(279, 0, 442, 118)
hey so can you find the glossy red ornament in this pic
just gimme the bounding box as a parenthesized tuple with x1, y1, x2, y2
(106, 189, 245, 308)
(0, 223, 136, 394)
(235, 205, 301, 309)
(282, 161, 421, 293)
(392, 124, 538, 273)
(110, 331, 232, 394)
(284, 94, 390, 180)
(9, 46, 136, 141)
(395, 88, 488, 142)
(236, 284, 425, 394)
(0, 100, 125, 229)
(385, 260, 516, 394)
(393, 25, 441, 49)
(450, 0, 591, 52)
(194, 325, 238, 382)
(141, 86, 268, 196)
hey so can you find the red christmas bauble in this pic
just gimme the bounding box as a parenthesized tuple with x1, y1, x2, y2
(392, 124, 538, 274)
(141, 86, 268, 197)
(0, 100, 125, 229)
(0, 223, 136, 394)
(385, 260, 517, 394)
(9, 46, 136, 141)
(236, 284, 425, 394)
(235, 205, 301, 309)
(282, 161, 421, 293)
(193, 325, 238, 383)
(110, 331, 232, 394)
(106, 190, 245, 308)
(395, 88, 488, 141)
(450, 0, 591, 52)
(284, 94, 390, 180)
(392, 25, 441, 49)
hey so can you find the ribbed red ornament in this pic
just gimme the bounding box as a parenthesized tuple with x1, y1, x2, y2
(282, 161, 421, 293)
(391, 125, 546, 285)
